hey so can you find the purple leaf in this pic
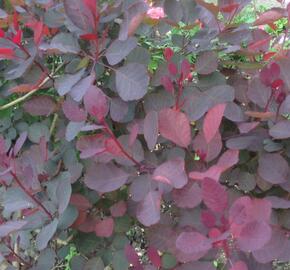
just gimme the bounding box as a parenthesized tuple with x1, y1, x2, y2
(144, 111, 159, 150)
(55, 69, 85, 96)
(136, 191, 161, 226)
(202, 178, 228, 213)
(116, 63, 149, 101)
(172, 182, 202, 208)
(62, 98, 87, 122)
(265, 196, 290, 209)
(84, 163, 129, 193)
(195, 51, 218, 75)
(237, 221, 272, 252)
(247, 78, 271, 108)
(65, 121, 85, 142)
(176, 231, 211, 254)
(36, 219, 58, 250)
(269, 120, 290, 139)
(252, 229, 287, 263)
(110, 97, 129, 122)
(23, 96, 56, 116)
(56, 174, 72, 214)
(106, 37, 137, 65)
(64, 0, 95, 31)
(0, 220, 27, 238)
(70, 73, 95, 102)
(258, 153, 289, 184)
(13, 131, 27, 156)
(153, 158, 188, 189)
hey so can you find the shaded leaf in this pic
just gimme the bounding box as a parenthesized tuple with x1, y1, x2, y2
(144, 111, 159, 150)
(36, 219, 58, 250)
(106, 37, 137, 65)
(136, 191, 161, 226)
(116, 63, 149, 101)
(258, 153, 288, 184)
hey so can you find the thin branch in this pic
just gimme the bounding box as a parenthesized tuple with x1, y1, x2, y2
(101, 120, 143, 168)
(10, 171, 53, 220)
(49, 113, 59, 136)
(0, 62, 65, 111)
(5, 243, 31, 268)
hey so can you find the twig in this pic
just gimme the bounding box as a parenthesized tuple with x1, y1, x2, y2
(6, 244, 31, 268)
(10, 171, 53, 220)
(101, 120, 143, 168)
(0, 62, 65, 111)
(49, 113, 59, 136)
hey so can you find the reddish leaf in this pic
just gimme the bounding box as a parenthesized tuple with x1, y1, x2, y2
(110, 201, 127, 217)
(159, 108, 191, 148)
(230, 261, 248, 270)
(0, 47, 14, 59)
(10, 84, 33, 93)
(136, 191, 161, 226)
(164, 48, 174, 61)
(84, 86, 109, 121)
(189, 150, 239, 181)
(176, 232, 211, 254)
(202, 178, 228, 213)
(129, 122, 139, 146)
(80, 33, 97, 40)
(62, 98, 87, 122)
(203, 103, 226, 143)
(95, 217, 114, 238)
(23, 96, 56, 116)
(147, 246, 161, 267)
(70, 194, 92, 211)
(168, 62, 178, 76)
(12, 29, 22, 45)
(153, 158, 188, 189)
(181, 59, 191, 79)
(220, 3, 239, 13)
(248, 37, 271, 51)
(254, 8, 285, 26)
(125, 244, 141, 267)
(193, 130, 222, 162)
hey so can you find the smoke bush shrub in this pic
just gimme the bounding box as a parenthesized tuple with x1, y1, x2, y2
(1, 0, 290, 269)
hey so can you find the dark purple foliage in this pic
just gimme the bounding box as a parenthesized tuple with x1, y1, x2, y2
(1, 0, 290, 269)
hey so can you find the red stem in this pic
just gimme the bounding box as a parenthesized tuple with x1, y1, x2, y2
(5, 243, 31, 268)
(101, 120, 142, 168)
(10, 171, 53, 220)
(175, 79, 184, 110)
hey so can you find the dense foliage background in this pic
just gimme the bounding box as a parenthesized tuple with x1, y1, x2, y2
(1, 0, 290, 269)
